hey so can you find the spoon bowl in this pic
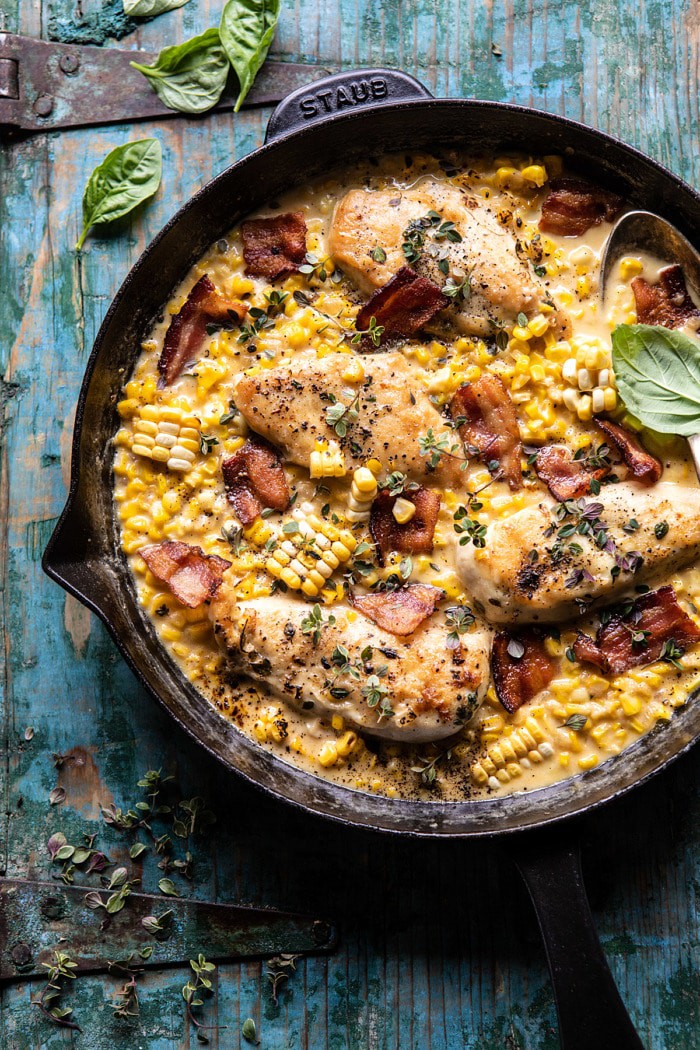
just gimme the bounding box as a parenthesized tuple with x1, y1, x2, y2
(600, 208, 700, 479)
(600, 209, 700, 303)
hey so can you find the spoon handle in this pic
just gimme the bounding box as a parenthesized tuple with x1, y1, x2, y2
(689, 434, 700, 483)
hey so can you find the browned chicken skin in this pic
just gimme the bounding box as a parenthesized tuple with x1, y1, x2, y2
(329, 181, 570, 337)
(210, 577, 492, 741)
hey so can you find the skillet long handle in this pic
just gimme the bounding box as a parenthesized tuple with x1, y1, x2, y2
(513, 827, 645, 1050)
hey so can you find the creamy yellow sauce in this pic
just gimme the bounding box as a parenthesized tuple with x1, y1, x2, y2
(113, 153, 700, 800)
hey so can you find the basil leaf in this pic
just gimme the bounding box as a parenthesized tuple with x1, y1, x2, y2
(611, 323, 700, 436)
(76, 138, 162, 250)
(131, 28, 229, 115)
(123, 0, 190, 15)
(220, 0, 281, 112)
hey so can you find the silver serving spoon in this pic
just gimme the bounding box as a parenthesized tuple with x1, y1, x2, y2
(599, 208, 700, 479)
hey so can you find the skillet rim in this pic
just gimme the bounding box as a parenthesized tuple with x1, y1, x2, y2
(44, 95, 700, 838)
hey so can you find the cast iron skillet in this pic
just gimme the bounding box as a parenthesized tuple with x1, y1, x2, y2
(43, 69, 700, 1049)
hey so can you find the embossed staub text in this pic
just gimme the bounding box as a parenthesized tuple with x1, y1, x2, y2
(298, 77, 389, 119)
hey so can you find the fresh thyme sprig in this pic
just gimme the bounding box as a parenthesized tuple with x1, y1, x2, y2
(299, 251, 342, 284)
(108, 951, 153, 1020)
(411, 747, 453, 786)
(300, 604, 336, 646)
(324, 392, 360, 438)
(661, 638, 684, 669)
(182, 955, 226, 1040)
(401, 211, 462, 266)
(418, 427, 468, 469)
(361, 671, 393, 721)
(266, 953, 300, 1006)
(31, 951, 81, 1031)
(351, 315, 385, 347)
(444, 605, 476, 648)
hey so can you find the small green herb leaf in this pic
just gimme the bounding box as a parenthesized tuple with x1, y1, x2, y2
(158, 877, 180, 897)
(131, 29, 229, 115)
(564, 713, 588, 732)
(220, 0, 281, 112)
(242, 1017, 257, 1043)
(611, 324, 700, 436)
(123, 0, 191, 15)
(76, 138, 162, 250)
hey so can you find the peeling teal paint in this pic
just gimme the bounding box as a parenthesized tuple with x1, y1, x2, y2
(47, 0, 139, 45)
(2, 0, 699, 1046)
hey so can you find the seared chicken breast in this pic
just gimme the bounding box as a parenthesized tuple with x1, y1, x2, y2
(457, 481, 700, 623)
(233, 350, 468, 487)
(329, 181, 569, 336)
(210, 577, 492, 742)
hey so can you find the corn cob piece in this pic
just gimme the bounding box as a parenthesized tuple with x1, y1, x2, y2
(561, 336, 617, 420)
(131, 405, 202, 473)
(309, 439, 346, 478)
(346, 467, 377, 523)
(260, 502, 357, 598)
(470, 716, 555, 789)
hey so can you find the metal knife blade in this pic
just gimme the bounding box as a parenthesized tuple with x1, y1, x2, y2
(0, 878, 336, 981)
(0, 34, 331, 134)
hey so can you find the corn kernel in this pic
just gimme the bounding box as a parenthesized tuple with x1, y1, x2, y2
(521, 164, 547, 187)
(619, 257, 644, 280)
(342, 358, 365, 383)
(392, 497, 416, 524)
(337, 731, 358, 757)
(527, 313, 549, 337)
(318, 741, 339, 767)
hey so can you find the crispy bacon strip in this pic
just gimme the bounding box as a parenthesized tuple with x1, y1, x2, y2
(491, 630, 557, 714)
(631, 264, 700, 329)
(140, 541, 230, 608)
(355, 266, 448, 347)
(449, 376, 522, 489)
(535, 444, 608, 501)
(158, 275, 248, 387)
(369, 487, 441, 562)
(539, 177, 623, 236)
(573, 585, 700, 675)
(241, 211, 307, 280)
(222, 438, 290, 526)
(351, 584, 442, 636)
(595, 419, 662, 486)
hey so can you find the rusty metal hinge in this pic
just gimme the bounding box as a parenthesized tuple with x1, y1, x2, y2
(1, 877, 337, 981)
(0, 33, 330, 134)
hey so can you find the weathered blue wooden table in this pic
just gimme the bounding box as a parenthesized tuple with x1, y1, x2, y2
(1, 1, 699, 1046)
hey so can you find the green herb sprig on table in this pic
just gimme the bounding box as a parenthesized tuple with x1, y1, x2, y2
(183, 955, 226, 1039)
(31, 951, 81, 1032)
(266, 953, 300, 1005)
(76, 138, 162, 250)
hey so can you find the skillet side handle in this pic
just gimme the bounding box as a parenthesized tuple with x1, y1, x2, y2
(513, 827, 645, 1050)
(264, 68, 433, 142)
(42, 495, 106, 613)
